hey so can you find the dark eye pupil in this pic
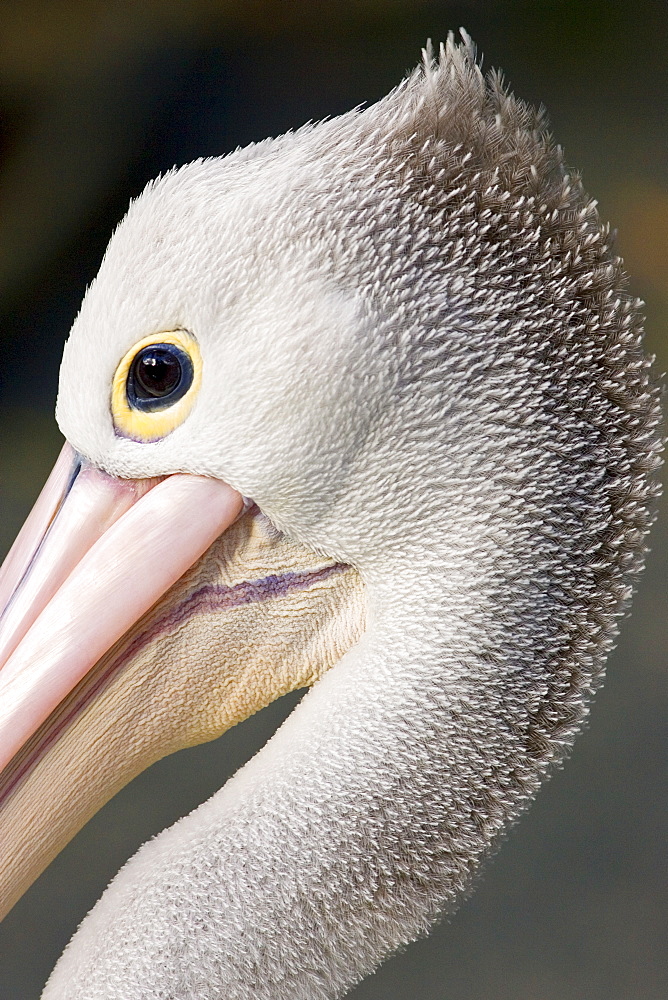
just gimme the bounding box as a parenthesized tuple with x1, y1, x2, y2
(135, 349, 182, 397)
(127, 343, 194, 411)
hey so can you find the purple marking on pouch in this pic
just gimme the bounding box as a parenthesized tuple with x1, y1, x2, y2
(0, 562, 345, 809)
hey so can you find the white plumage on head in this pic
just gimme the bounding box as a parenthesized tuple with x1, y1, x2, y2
(40, 30, 662, 1000)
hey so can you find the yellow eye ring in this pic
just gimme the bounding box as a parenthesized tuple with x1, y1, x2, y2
(111, 330, 202, 442)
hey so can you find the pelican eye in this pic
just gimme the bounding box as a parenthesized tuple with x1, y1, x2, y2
(128, 344, 193, 411)
(111, 330, 202, 442)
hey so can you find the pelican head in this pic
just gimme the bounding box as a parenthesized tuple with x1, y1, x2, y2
(0, 32, 662, 1000)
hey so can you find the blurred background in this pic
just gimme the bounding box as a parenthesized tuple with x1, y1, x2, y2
(0, 1, 665, 998)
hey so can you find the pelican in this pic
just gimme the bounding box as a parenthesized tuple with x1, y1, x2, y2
(0, 33, 661, 1000)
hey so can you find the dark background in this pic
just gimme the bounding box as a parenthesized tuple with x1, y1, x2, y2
(0, 2, 666, 998)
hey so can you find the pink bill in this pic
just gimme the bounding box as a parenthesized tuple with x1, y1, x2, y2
(0, 455, 243, 773)
(0, 445, 161, 669)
